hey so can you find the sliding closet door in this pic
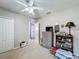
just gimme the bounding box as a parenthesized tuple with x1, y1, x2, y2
(0, 18, 14, 53)
(0, 20, 3, 53)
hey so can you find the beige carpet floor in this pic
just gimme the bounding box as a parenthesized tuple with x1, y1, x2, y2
(0, 40, 58, 59)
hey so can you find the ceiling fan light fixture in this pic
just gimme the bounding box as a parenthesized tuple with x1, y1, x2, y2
(29, 8, 33, 13)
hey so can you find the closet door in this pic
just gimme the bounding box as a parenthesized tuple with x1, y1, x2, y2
(0, 20, 3, 53)
(0, 18, 14, 53)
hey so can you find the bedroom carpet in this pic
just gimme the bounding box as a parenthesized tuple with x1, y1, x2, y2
(0, 40, 58, 59)
(0, 40, 79, 59)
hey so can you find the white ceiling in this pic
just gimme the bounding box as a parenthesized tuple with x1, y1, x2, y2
(35, 0, 79, 11)
(0, 0, 79, 18)
(0, 0, 25, 13)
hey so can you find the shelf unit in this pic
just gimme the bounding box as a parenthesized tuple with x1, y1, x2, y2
(56, 34, 73, 52)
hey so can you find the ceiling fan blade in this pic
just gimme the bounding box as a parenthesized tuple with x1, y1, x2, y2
(16, 0, 28, 7)
(21, 8, 29, 12)
(32, 7, 44, 10)
(25, 0, 34, 6)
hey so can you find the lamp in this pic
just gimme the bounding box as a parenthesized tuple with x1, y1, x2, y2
(65, 22, 76, 35)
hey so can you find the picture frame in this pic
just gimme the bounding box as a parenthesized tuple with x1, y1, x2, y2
(55, 25, 60, 33)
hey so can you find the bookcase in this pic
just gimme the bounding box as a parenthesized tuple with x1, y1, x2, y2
(56, 34, 73, 52)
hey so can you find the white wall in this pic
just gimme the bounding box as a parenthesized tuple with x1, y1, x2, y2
(39, 6, 79, 56)
(0, 8, 29, 48)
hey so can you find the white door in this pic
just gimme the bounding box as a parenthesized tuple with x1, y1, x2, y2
(0, 18, 14, 53)
(35, 22, 39, 44)
(0, 21, 3, 53)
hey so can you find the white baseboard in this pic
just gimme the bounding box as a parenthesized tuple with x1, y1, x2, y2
(74, 53, 79, 57)
(74, 52, 79, 57)
(0, 46, 20, 54)
(13, 46, 20, 50)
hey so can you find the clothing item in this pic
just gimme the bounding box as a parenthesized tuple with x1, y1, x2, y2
(55, 49, 73, 59)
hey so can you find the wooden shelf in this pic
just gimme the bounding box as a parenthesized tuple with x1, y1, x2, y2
(61, 47, 73, 51)
(55, 34, 73, 52)
(56, 40, 65, 43)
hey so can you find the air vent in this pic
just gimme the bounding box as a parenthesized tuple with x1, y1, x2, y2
(46, 11, 51, 15)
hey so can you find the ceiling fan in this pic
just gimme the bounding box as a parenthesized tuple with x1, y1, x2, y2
(16, 0, 44, 15)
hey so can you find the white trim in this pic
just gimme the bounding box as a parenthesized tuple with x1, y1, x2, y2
(0, 16, 13, 19)
(0, 47, 20, 54)
(13, 46, 20, 50)
(74, 53, 79, 57)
